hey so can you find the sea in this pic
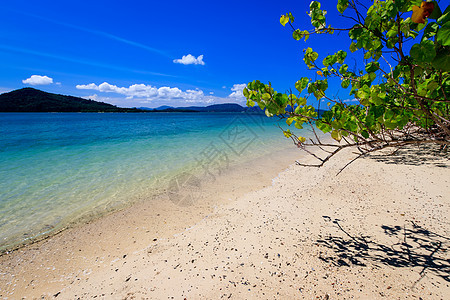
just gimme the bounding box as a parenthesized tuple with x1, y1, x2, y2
(0, 112, 305, 252)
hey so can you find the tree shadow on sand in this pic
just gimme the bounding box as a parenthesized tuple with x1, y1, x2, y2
(317, 217, 450, 282)
(368, 144, 449, 168)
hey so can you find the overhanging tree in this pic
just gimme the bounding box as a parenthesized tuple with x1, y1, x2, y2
(244, 0, 449, 173)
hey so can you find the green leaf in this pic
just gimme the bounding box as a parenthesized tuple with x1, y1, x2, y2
(331, 130, 342, 142)
(427, 80, 439, 90)
(310, 1, 321, 10)
(295, 77, 309, 93)
(289, 93, 297, 101)
(365, 62, 380, 73)
(384, 109, 395, 120)
(370, 93, 383, 106)
(280, 14, 289, 26)
(243, 88, 249, 98)
(350, 42, 357, 53)
(293, 29, 302, 41)
(303, 30, 310, 41)
(283, 129, 292, 138)
(432, 47, 450, 71)
(298, 136, 306, 143)
(294, 122, 304, 129)
(316, 120, 332, 133)
(286, 117, 294, 126)
(339, 64, 348, 74)
(323, 54, 337, 66)
(262, 93, 271, 101)
(297, 97, 307, 106)
(349, 26, 362, 40)
(336, 50, 347, 63)
(288, 12, 295, 23)
(436, 22, 450, 46)
(387, 29, 397, 38)
(386, 37, 397, 49)
(257, 101, 265, 110)
(304, 48, 319, 68)
(337, 0, 349, 13)
(373, 51, 382, 61)
(410, 39, 437, 62)
(341, 78, 350, 89)
(356, 86, 371, 106)
(384, 120, 397, 130)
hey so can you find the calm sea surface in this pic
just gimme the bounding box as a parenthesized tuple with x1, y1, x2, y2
(0, 112, 302, 251)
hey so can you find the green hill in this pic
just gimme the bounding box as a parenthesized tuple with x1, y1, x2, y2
(0, 88, 143, 112)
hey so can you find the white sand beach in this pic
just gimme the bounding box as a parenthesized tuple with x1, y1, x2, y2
(1, 145, 449, 299)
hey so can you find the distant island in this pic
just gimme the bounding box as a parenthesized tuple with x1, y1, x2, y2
(138, 103, 261, 113)
(0, 88, 260, 113)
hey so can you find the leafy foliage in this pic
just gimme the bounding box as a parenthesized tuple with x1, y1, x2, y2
(246, 0, 450, 172)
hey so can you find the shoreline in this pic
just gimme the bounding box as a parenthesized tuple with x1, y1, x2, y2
(0, 144, 304, 297)
(0, 141, 299, 255)
(1, 144, 449, 298)
(0, 111, 296, 253)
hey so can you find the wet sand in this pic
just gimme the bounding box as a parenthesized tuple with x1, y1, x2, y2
(0, 145, 449, 299)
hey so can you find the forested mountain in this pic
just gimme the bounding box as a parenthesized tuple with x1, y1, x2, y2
(0, 88, 144, 112)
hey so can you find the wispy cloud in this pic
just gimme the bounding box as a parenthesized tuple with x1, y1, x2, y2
(22, 75, 54, 85)
(12, 10, 170, 58)
(0, 45, 175, 77)
(173, 54, 205, 65)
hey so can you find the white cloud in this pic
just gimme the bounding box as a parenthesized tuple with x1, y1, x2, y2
(82, 94, 134, 107)
(228, 83, 247, 100)
(76, 82, 252, 107)
(76, 82, 205, 101)
(82, 94, 109, 102)
(173, 54, 205, 65)
(22, 75, 54, 85)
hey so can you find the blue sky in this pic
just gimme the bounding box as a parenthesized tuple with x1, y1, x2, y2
(0, 0, 362, 108)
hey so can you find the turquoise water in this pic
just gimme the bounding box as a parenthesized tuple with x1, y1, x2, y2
(0, 112, 300, 251)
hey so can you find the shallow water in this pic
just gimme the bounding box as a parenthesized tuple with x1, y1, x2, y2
(0, 112, 304, 251)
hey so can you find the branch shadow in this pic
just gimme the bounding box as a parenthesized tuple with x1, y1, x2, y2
(368, 144, 449, 168)
(317, 217, 450, 282)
